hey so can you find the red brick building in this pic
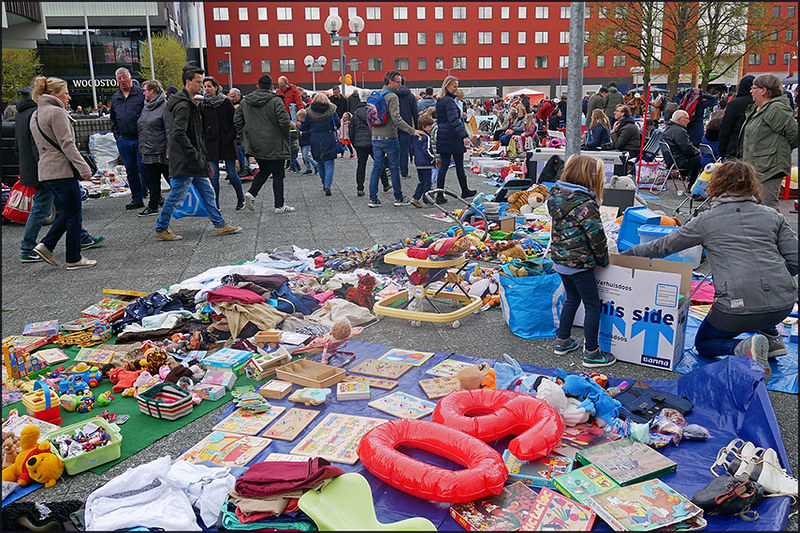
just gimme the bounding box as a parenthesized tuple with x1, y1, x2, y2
(202, 1, 798, 96)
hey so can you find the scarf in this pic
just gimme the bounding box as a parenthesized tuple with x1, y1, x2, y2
(202, 93, 227, 108)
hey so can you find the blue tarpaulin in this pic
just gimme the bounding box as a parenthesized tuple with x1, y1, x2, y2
(213, 341, 792, 531)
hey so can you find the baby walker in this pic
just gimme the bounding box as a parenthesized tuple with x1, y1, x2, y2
(373, 189, 488, 328)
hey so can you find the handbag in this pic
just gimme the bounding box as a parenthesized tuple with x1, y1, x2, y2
(494, 263, 565, 339)
(171, 180, 209, 219)
(34, 112, 83, 180)
(333, 116, 346, 154)
(2, 179, 35, 224)
(614, 380, 694, 423)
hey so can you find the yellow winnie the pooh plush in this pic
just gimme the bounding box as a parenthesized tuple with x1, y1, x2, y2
(1, 425, 64, 488)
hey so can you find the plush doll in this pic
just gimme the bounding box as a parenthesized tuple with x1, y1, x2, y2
(607, 175, 648, 207)
(494, 241, 527, 262)
(2, 425, 64, 488)
(553, 369, 621, 427)
(428, 236, 469, 257)
(534, 378, 591, 427)
(457, 362, 496, 390)
(2, 431, 21, 469)
(345, 273, 377, 310)
(139, 347, 168, 375)
(107, 368, 143, 393)
(506, 185, 549, 214)
(25, 451, 64, 488)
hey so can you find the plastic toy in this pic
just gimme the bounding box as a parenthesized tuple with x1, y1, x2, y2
(96, 391, 114, 407)
(67, 362, 103, 387)
(89, 324, 113, 344)
(553, 369, 622, 427)
(76, 391, 95, 413)
(358, 419, 507, 503)
(2, 425, 64, 487)
(59, 393, 79, 412)
(2, 345, 47, 380)
(297, 472, 437, 531)
(432, 388, 565, 461)
(288, 387, 332, 406)
(58, 375, 89, 395)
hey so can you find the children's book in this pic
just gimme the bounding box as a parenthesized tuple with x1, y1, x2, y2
(449, 481, 539, 531)
(522, 487, 596, 531)
(80, 298, 127, 322)
(290, 413, 387, 464)
(212, 406, 286, 436)
(2, 414, 59, 441)
(345, 374, 398, 390)
(424, 358, 474, 377)
(348, 358, 413, 379)
(34, 348, 70, 366)
(418, 376, 460, 399)
(586, 479, 704, 531)
(553, 422, 621, 459)
(378, 348, 435, 366)
(74, 346, 116, 365)
(553, 464, 620, 505)
(61, 317, 104, 331)
(503, 450, 574, 489)
(178, 431, 271, 467)
(23, 320, 59, 338)
(575, 438, 677, 486)
(202, 347, 253, 369)
(2, 336, 49, 354)
(368, 391, 436, 419)
(264, 408, 320, 441)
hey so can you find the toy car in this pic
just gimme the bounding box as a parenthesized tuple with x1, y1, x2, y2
(59, 375, 89, 394)
(90, 325, 113, 343)
(68, 362, 103, 387)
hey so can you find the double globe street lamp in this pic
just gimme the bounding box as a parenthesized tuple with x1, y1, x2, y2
(324, 13, 365, 98)
(303, 55, 327, 92)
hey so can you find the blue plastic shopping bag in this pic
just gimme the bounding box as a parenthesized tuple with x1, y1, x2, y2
(494, 266, 565, 339)
(172, 182, 208, 219)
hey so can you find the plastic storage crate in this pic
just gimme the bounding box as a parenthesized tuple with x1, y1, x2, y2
(637, 225, 702, 268)
(45, 417, 122, 475)
(616, 206, 662, 251)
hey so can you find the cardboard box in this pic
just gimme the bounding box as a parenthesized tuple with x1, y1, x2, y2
(191, 383, 226, 401)
(487, 214, 516, 233)
(575, 255, 692, 371)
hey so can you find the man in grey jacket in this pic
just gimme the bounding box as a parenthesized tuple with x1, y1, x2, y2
(368, 70, 425, 207)
(586, 88, 607, 120)
(603, 82, 625, 125)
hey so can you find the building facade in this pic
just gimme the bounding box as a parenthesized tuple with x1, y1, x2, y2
(203, 1, 798, 96)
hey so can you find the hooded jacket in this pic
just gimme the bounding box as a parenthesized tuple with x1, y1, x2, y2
(411, 131, 435, 169)
(546, 180, 609, 270)
(370, 85, 415, 139)
(585, 92, 605, 120)
(396, 86, 418, 131)
(15, 90, 40, 186)
(234, 89, 290, 161)
(718, 75, 754, 158)
(662, 121, 700, 169)
(137, 92, 172, 157)
(350, 101, 373, 148)
(740, 95, 798, 182)
(110, 84, 145, 140)
(299, 101, 340, 161)
(200, 95, 238, 161)
(610, 116, 641, 156)
(603, 86, 624, 118)
(275, 83, 305, 114)
(167, 89, 208, 177)
(435, 91, 468, 154)
(624, 194, 797, 316)
(29, 94, 91, 182)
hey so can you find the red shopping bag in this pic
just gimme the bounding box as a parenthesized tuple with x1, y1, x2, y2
(2, 179, 35, 224)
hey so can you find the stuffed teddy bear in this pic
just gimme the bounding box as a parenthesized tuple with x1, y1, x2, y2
(506, 185, 549, 214)
(493, 241, 527, 262)
(457, 362, 496, 390)
(607, 175, 648, 207)
(2, 431, 21, 469)
(2, 425, 64, 488)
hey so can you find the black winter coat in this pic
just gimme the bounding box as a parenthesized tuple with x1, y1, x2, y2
(110, 85, 145, 140)
(300, 102, 340, 161)
(167, 90, 209, 177)
(201, 97, 238, 161)
(718, 75, 755, 158)
(329, 94, 348, 118)
(436, 92, 468, 155)
(396, 86, 418, 130)
(350, 102, 373, 148)
(662, 122, 700, 169)
(610, 116, 641, 157)
(14, 94, 39, 186)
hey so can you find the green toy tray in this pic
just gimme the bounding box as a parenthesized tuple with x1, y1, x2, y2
(44, 417, 122, 475)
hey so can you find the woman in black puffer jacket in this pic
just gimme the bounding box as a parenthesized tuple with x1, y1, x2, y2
(717, 75, 754, 160)
(201, 77, 244, 210)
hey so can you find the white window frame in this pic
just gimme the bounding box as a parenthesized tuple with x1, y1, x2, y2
(478, 31, 492, 45)
(278, 33, 294, 47)
(478, 56, 492, 70)
(535, 56, 548, 68)
(394, 32, 409, 46)
(395, 57, 409, 71)
(500, 56, 509, 69)
(260, 59, 270, 73)
(367, 32, 382, 46)
(501, 6, 510, 19)
(417, 32, 426, 45)
(598, 6, 607, 18)
(242, 59, 252, 73)
(453, 31, 467, 45)
(366, 6, 381, 20)
(259, 34, 269, 47)
(418, 57, 427, 70)
(214, 34, 230, 47)
(597, 55, 605, 67)
(560, 31, 569, 44)
(501, 31, 510, 44)
(238, 7, 248, 21)
(368, 58, 383, 71)
(534, 6, 547, 18)
(276, 7, 292, 21)
(304, 6, 320, 20)
(583, 55, 589, 68)
(519, 6, 527, 18)
(479, 6, 492, 19)
(518, 31, 527, 44)
(452, 6, 466, 19)
(517, 56, 526, 69)
(306, 33, 321, 47)
(257, 7, 267, 20)
(534, 31, 548, 44)
(348, 7, 357, 19)
(240, 34, 250, 47)
(394, 6, 408, 20)
(328, 7, 338, 16)
(279, 59, 295, 73)
(435, 57, 445, 70)
(613, 54, 627, 67)
(435, 32, 444, 45)
(417, 6, 426, 19)
(560, 6, 570, 18)
(559, 55, 569, 68)
(212, 7, 228, 21)
(434, 6, 444, 19)
(453, 57, 467, 69)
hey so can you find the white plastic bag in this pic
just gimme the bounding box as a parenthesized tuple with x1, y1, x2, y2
(88, 132, 119, 171)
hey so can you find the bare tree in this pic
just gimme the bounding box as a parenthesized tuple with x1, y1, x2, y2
(660, 2, 701, 98)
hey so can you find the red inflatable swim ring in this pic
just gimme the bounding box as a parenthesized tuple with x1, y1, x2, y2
(357, 418, 507, 503)
(432, 389, 565, 460)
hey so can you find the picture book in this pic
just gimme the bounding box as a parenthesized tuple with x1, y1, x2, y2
(2, 414, 59, 441)
(23, 320, 59, 338)
(212, 406, 286, 436)
(290, 413, 387, 464)
(348, 358, 413, 379)
(378, 348, 435, 366)
(368, 391, 436, 419)
(522, 487, 596, 531)
(34, 348, 70, 366)
(202, 347, 253, 369)
(425, 358, 474, 377)
(503, 450, 574, 489)
(74, 346, 116, 365)
(449, 481, 539, 531)
(178, 431, 271, 467)
(345, 374, 398, 390)
(418, 376, 460, 399)
(61, 317, 104, 331)
(575, 438, 677, 486)
(552, 422, 621, 459)
(80, 298, 127, 322)
(2, 335, 49, 354)
(336, 381, 370, 400)
(586, 479, 704, 531)
(553, 464, 620, 505)
(264, 408, 320, 441)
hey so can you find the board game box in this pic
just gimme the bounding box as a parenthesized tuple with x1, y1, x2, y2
(449, 481, 539, 531)
(503, 450, 574, 489)
(521, 487, 596, 531)
(80, 298, 127, 322)
(552, 422, 621, 459)
(22, 320, 59, 338)
(575, 438, 677, 486)
(553, 464, 620, 505)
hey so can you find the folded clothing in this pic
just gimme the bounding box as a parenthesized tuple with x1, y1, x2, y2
(234, 458, 344, 498)
(207, 286, 266, 304)
(220, 502, 315, 531)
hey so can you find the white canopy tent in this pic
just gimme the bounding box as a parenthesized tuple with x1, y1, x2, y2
(505, 88, 546, 98)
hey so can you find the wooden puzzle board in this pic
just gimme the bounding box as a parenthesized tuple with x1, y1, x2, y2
(377, 348, 435, 366)
(368, 391, 437, 419)
(348, 358, 412, 379)
(264, 408, 320, 441)
(212, 406, 286, 436)
(345, 374, 398, 390)
(178, 431, 271, 467)
(290, 412, 387, 464)
(418, 376, 461, 399)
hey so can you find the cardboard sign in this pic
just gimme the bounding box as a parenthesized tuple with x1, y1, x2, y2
(575, 255, 692, 370)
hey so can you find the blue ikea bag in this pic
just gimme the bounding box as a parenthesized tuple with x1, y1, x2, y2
(495, 264, 565, 339)
(172, 182, 208, 219)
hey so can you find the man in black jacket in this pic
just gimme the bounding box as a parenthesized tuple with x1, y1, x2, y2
(661, 110, 701, 189)
(396, 75, 419, 178)
(329, 86, 348, 118)
(717, 75, 754, 159)
(17, 88, 103, 262)
(154, 65, 241, 241)
(110, 67, 148, 210)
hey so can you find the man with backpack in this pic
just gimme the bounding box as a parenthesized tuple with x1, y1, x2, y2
(366, 70, 425, 207)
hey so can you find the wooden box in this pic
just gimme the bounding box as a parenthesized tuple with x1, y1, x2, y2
(259, 379, 293, 399)
(275, 359, 346, 388)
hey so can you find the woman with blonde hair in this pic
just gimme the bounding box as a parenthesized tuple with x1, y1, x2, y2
(29, 76, 97, 270)
(299, 91, 341, 195)
(585, 108, 612, 150)
(434, 76, 475, 203)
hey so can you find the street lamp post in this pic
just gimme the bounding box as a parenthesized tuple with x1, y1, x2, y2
(303, 55, 327, 92)
(224, 51, 233, 92)
(630, 66, 645, 91)
(558, 66, 564, 98)
(790, 53, 799, 78)
(324, 14, 365, 98)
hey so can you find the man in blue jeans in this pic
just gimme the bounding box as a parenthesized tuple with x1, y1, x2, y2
(155, 64, 241, 241)
(368, 71, 425, 207)
(396, 75, 419, 179)
(110, 67, 148, 210)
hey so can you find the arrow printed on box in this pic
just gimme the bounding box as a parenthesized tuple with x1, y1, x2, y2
(630, 318, 674, 357)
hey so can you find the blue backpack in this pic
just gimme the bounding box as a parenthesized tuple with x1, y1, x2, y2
(365, 90, 391, 127)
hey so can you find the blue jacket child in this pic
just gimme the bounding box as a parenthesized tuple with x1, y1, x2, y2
(410, 126, 436, 205)
(412, 131, 435, 169)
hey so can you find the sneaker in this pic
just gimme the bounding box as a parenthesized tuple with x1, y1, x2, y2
(302, 170, 313, 175)
(749, 447, 798, 496)
(324, 188, 332, 196)
(125, 201, 145, 210)
(357, 190, 365, 197)
(80, 236, 105, 250)
(66, 257, 97, 270)
(435, 194, 448, 204)
(215, 224, 242, 236)
(554, 337, 580, 356)
(582, 348, 616, 368)
(20, 251, 43, 263)
(383, 183, 393, 192)
(761, 332, 787, 357)
(368, 198, 382, 208)
(235, 199, 245, 211)
(274, 205, 296, 214)
(33, 243, 59, 266)
(137, 207, 159, 217)
(244, 192, 256, 212)
(155, 228, 183, 241)
(410, 198, 424, 208)
(734, 335, 771, 383)
(394, 197, 411, 207)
